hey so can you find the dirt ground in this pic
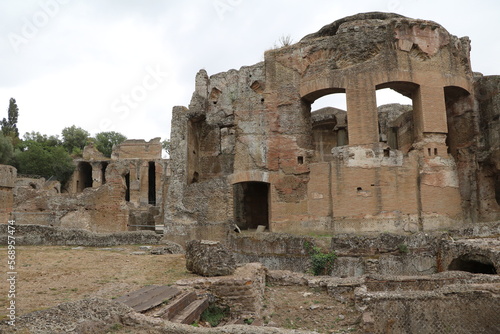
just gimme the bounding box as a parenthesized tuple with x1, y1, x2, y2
(261, 285, 360, 334)
(0, 245, 360, 333)
(0, 245, 196, 318)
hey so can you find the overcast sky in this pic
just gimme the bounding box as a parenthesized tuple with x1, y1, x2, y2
(1, 0, 499, 143)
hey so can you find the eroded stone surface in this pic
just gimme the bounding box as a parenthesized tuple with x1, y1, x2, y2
(185, 240, 236, 277)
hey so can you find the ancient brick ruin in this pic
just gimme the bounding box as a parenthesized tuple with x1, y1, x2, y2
(1, 12, 500, 334)
(165, 12, 500, 241)
(0, 13, 498, 240)
(7, 138, 165, 232)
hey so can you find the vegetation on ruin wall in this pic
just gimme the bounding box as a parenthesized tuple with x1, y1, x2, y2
(304, 241, 337, 276)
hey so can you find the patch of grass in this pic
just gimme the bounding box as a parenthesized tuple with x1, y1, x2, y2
(398, 243, 409, 254)
(200, 304, 230, 327)
(284, 318, 298, 329)
(108, 323, 123, 332)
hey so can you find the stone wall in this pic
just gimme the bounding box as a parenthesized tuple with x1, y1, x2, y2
(0, 164, 16, 223)
(228, 229, 500, 277)
(358, 283, 500, 333)
(0, 224, 162, 246)
(164, 12, 496, 241)
(111, 138, 162, 160)
(227, 232, 313, 272)
(14, 162, 130, 232)
(438, 238, 500, 274)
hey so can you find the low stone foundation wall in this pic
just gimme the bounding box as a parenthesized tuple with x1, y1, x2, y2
(228, 225, 500, 278)
(227, 232, 316, 272)
(0, 224, 162, 246)
(357, 283, 500, 333)
(177, 263, 267, 318)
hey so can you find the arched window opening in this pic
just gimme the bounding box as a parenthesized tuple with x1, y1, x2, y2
(233, 182, 270, 231)
(303, 90, 347, 162)
(376, 83, 417, 153)
(448, 254, 497, 274)
(78, 162, 93, 192)
(148, 162, 156, 205)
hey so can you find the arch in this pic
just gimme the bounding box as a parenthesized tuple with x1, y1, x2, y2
(229, 171, 270, 185)
(448, 254, 497, 274)
(302, 87, 346, 104)
(233, 181, 270, 231)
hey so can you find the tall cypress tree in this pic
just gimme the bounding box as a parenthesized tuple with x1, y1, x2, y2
(1, 98, 19, 140)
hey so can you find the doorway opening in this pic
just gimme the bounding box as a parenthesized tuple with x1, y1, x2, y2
(124, 173, 130, 202)
(148, 162, 156, 205)
(233, 182, 270, 231)
(101, 162, 108, 185)
(78, 162, 93, 192)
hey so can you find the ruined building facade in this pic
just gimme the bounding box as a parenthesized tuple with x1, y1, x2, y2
(7, 138, 166, 232)
(164, 12, 500, 242)
(1, 13, 499, 241)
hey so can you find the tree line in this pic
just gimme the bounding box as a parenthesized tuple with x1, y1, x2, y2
(0, 98, 128, 185)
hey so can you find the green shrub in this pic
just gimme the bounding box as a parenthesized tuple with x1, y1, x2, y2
(305, 241, 337, 276)
(200, 304, 230, 327)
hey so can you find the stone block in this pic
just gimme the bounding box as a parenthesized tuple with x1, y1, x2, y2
(185, 240, 236, 277)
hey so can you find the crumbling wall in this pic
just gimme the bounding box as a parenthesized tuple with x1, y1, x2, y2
(177, 263, 267, 318)
(438, 238, 499, 274)
(111, 137, 162, 160)
(0, 164, 16, 223)
(358, 283, 500, 333)
(166, 12, 482, 240)
(14, 161, 130, 232)
(227, 232, 313, 272)
(472, 76, 500, 222)
(0, 224, 162, 246)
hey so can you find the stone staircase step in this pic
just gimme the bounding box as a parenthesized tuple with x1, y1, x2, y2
(116, 285, 181, 313)
(115, 285, 160, 304)
(171, 298, 209, 324)
(154, 291, 197, 320)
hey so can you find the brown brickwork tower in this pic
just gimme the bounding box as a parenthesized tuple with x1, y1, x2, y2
(164, 12, 500, 241)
